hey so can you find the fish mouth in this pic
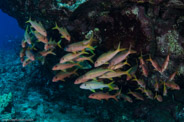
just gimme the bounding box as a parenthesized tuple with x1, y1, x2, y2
(79, 84, 83, 88)
(74, 81, 79, 84)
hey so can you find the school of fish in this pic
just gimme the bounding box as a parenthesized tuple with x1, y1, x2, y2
(20, 18, 181, 103)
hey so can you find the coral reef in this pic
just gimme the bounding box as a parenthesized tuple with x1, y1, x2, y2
(57, 0, 87, 12)
(0, 92, 12, 114)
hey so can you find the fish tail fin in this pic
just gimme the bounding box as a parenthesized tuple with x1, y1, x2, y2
(123, 68, 132, 78)
(38, 56, 45, 65)
(117, 42, 126, 52)
(146, 55, 152, 62)
(113, 91, 121, 102)
(72, 69, 79, 76)
(25, 26, 29, 32)
(136, 87, 145, 93)
(49, 50, 56, 55)
(86, 44, 95, 54)
(138, 50, 143, 59)
(154, 92, 158, 99)
(26, 17, 32, 23)
(113, 96, 119, 102)
(81, 50, 89, 55)
(87, 32, 95, 45)
(127, 89, 132, 94)
(76, 62, 83, 68)
(87, 44, 95, 51)
(87, 54, 95, 63)
(57, 40, 62, 48)
(30, 44, 37, 51)
(124, 59, 130, 66)
(52, 22, 59, 30)
(132, 78, 137, 82)
(107, 81, 115, 90)
(128, 44, 136, 54)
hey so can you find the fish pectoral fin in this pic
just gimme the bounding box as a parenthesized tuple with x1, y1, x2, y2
(61, 35, 65, 38)
(92, 78, 97, 81)
(69, 60, 75, 63)
(60, 79, 65, 82)
(62, 69, 67, 72)
(104, 62, 109, 64)
(90, 89, 96, 92)
(87, 49, 95, 55)
(108, 78, 113, 80)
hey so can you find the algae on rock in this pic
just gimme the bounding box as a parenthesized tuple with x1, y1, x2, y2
(0, 92, 12, 114)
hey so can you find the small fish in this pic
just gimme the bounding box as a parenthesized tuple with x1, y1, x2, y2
(163, 81, 168, 96)
(33, 30, 48, 44)
(74, 55, 95, 63)
(108, 60, 130, 70)
(154, 93, 163, 102)
(44, 39, 62, 50)
(88, 92, 120, 101)
(39, 50, 56, 57)
(132, 76, 146, 88)
(82, 68, 114, 80)
(169, 71, 178, 81)
(80, 81, 118, 92)
(128, 90, 144, 101)
(99, 69, 131, 79)
(143, 89, 154, 100)
(20, 48, 26, 58)
(52, 23, 71, 42)
(20, 57, 24, 63)
(22, 58, 32, 67)
(60, 51, 88, 63)
(52, 70, 78, 82)
(26, 18, 47, 37)
(165, 82, 180, 90)
(125, 65, 138, 80)
(24, 26, 32, 45)
(52, 62, 81, 71)
(64, 40, 95, 53)
(26, 50, 35, 61)
(121, 94, 133, 103)
(161, 54, 170, 72)
(139, 53, 148, 77)
(109, 45, 136, 66)
(94, 42, 126, 67)
(74, 76, 89, 84)
(154, 80, 160, 92)
(147, 55, 162, 72)
(21, 40, 27, 48)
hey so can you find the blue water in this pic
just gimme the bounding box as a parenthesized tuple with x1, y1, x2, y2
(0, 9, 24, 50)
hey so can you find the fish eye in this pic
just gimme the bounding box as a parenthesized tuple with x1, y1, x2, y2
(55, 76, 58, 79)
(55, 65, 58, 68)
